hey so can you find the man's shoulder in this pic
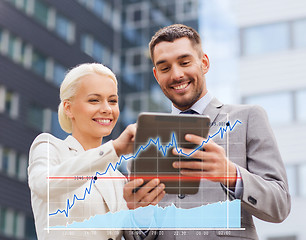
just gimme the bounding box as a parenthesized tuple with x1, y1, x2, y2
(222, 103, 266, 115)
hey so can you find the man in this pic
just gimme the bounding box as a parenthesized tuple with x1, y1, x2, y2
(123, 24, 290, 240)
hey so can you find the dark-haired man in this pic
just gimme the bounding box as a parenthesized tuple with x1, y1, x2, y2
(123, 24, 290, 240)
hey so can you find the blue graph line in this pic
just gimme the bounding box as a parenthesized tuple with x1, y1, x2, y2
(49, 119, 242, 217)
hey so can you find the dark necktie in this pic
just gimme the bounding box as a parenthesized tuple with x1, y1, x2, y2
(180, 109, 198, 115)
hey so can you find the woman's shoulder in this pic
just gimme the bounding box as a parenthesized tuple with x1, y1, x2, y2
(30, 133, 67, 153)
(32, 133, 63, 145)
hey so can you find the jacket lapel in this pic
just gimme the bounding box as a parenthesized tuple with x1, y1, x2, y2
(94, 171, 118, 213)
(63, 135, 119, 213)
(202, 97, 223, 124)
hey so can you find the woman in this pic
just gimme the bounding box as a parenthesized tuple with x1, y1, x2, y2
(28, 63, 135, 239)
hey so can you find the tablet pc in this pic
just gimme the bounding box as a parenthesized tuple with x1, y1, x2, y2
(130, 112, 210, 194)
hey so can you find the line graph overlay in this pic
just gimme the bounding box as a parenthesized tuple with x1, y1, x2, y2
(48, 119, 242, 218)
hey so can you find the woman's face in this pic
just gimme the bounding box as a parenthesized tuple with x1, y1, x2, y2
(66, 73, 119, 141)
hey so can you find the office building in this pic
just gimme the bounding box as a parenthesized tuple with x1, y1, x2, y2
(231, 0, 306, 239)
(0, 0, 121, 239)
(0, 0, 199, 239)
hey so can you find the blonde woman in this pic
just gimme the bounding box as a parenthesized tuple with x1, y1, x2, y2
(28, 63, 135, 239)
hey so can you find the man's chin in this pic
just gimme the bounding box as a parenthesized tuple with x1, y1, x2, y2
(172, 100, 194, 110)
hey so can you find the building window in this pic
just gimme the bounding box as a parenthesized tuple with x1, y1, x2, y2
(299, 164, 306, 197)
(92, 40, 104, 63)
(51, 111, 68, 139)
(27, 104, 51, 132)
(53, 62, 67, 87)
(81, 33, 92, 56)
(126, 2, 149, 28)
(0, 146, 27, 181)
(267, 236, 297, 240)
(0, 28, 67, 85)
(5, 90, 19, 118)
(25, 215, 36, 239)
(0, 86, 19, 119)
(176, 0, 198, 20)
(31, 50, 47, 77)
(296, 89, 306, 122)
(1, 148, 10, 174)
(112, 8, 121, 31)
(241, 22, 290, 56)
(7, 34, 26, 64)
(92, 0, 106, 19)
(0, 207, 27, 239)
(286, 165, 297, 196)
(55, 12, 75, 43)
(78, 0, 113, 25)
(81, 33, 111, 65)
(33, 0, 49, 27)
(244, 92, 293, 124)
(16, 154, 28, 181)
(125, 47, 148, 73)
(6, 0, 75, 44)
(0, 207, 6, 234)
(293, 18, 306, 49)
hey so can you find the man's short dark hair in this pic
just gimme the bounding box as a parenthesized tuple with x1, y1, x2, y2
(149, 24, 203, 64)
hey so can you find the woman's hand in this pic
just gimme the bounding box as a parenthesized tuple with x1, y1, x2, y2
(113, 123, 136, 156)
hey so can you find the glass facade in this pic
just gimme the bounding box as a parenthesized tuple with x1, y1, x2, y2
(6, 0, 75, 44)
(0, 206, 32, 240)
(0, 146, 27, 181)
(241, 18, 306, 56)
(244, 92, 293, 124)
(33, 0, 49, 27)
(78, 0, 114, 27)
(0, 27, 68, 87)
(32, 50, 47, 77)
(27, 104, 44, 131)
(244, 89, 306, 125)
(55, 14, 70, 42)
(242, 22, 290, 56)
(80, 33, 111, 66)
(299, 164, 306, 197)
(296, 89, 306, 122)
(53, 62, 67, 87)
(293, 18, 306, 49)
(0, 86, 19, 119)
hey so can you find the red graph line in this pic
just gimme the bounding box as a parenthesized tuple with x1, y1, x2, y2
(47, 176, 242, 180)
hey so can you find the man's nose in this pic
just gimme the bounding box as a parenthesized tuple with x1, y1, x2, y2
(171, 65, 184, 81)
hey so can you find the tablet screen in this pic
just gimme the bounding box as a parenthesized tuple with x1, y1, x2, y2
(130, 112, 210, 194)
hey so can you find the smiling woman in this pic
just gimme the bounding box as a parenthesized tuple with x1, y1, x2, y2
(27, 63, 136, 240)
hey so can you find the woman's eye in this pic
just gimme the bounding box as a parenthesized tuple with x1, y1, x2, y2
(89, 99, 99, 103)
(109, 99, 118, 104)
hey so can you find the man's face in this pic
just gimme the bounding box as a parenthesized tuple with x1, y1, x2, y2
(153, 37, 209, 111)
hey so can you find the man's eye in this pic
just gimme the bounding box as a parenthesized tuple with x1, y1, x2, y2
(160, 67, 169, 72)
(89, 99, 99, 103)
(181, 61, 190, 66)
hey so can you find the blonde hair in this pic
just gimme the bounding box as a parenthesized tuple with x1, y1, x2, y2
(58, 63, 117, 133)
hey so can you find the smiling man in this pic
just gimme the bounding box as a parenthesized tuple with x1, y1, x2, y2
(123, 24, 291, 240)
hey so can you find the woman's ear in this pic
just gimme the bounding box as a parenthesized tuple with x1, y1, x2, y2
(63, 100, 74, 119)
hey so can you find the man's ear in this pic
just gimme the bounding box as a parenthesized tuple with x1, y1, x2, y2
(153, 66, 160, 84)
(201, 54, 210, 74)
(63, 100, 74, 119)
